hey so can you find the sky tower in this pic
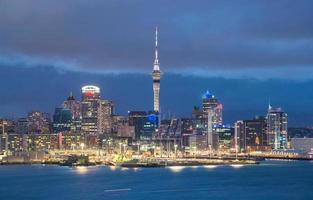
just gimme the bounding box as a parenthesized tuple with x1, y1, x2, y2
(152, 27, 161, 113)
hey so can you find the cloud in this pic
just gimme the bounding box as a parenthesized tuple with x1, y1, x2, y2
(0, 0, 313, 78)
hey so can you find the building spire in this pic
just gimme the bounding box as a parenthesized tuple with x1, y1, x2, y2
(153, 26, 160, 71)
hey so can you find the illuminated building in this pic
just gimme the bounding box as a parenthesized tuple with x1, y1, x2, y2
(202, 91, 223, 150)
(57, 132, 83, 150)
(202, 90, 223, 126)
(152, 27, 161, 113)
(291, 138, 313, 154)
(113, 115, 135, 139)
(98, 100, 114, 134)
(81, 85, 100, 135)
(214, 125, 233, 151)
(27, 111, 51, 134)
(128, 111, 158, 140)
(24, 134, 58, 151)
(53, 108, 72, 133)
(8, 134, 25, 152)
(63, 92, 81, 120)
(234, 121, 244, 152)
(235, 117, 268, 152)
(189, 134, 207, 151)
(267, 105, 288, 149)
(63, 92, 81, 133)
(0, 120, 8, 153)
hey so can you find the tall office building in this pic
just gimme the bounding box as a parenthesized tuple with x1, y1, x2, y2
(267, 105, 288, 149)
(202, 91, 222, 150)
(235, 117, 267, 152)
(81, 85, 100, 135)
(0, 120, 8, 153)
(53, 108, 72, 133)
(63, 92, 81, 133)
(63, 92, 81, 120)
(97, 100, 114, 134)
(202, 91, 223, 126)
(128, 111, 157, 140)
(152, 27, 161, 113)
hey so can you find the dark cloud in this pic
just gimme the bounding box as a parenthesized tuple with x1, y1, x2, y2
(0, 0, 313, 76)
(1, 64, 313, 126)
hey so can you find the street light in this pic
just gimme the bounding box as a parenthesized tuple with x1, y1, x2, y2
(174, 144, 178, 159)
(119, 142, 122, 154)
(123, 144, 126, 154)
(80, 143, 85, 151)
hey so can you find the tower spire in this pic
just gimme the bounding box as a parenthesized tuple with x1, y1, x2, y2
(153, 26, 160, 70)
(152, 26, 161, 113)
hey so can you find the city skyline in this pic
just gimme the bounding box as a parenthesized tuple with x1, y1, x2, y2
(1, 1, 313, 126)
(2, 2, 313, 199)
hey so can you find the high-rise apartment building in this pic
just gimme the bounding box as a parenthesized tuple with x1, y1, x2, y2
(97, 100, 114, 134)
(267, 105, 288, 149)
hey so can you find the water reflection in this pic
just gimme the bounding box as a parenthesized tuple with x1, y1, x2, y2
(168, 166, 185, 173)
(203, 165, 218, 169)
(75, 166, 89, 174)
(230, 164, 244, 169)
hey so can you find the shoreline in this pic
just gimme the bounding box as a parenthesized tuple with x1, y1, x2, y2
(1, 156, 312, 167)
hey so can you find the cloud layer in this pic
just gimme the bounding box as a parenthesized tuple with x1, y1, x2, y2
(1, 0, 313, 78)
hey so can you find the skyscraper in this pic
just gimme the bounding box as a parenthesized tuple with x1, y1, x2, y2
(63, 92, 81, 133)
(97, 100, 114, 134)
(81, 85, 100, 135)
(202, 91, 223, 150)
(202, 91, 223, 126)
(152, 27, 161, 113)
(63, 92, 81, 121)
(267, 105, 288, 149)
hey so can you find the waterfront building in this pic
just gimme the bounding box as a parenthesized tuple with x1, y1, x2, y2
(53, 108, 72, 133)
(267, 105, 288, 149)
(235, 117, 268, 152)
(8, 134, 25, 152)
(214, 125, 233, 151)
(57, 132, 83, 150)
(291, 138, 313, 154)
(234, 121, 244, 152)
(81, 85, 100, 135)
(188, 134, 208, 152)
(152, 27, 161, 113)
(26, 134, 58, 151)
(0, 120, 8, 154)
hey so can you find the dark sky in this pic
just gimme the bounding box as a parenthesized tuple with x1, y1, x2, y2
(0, 0, 313, 126)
